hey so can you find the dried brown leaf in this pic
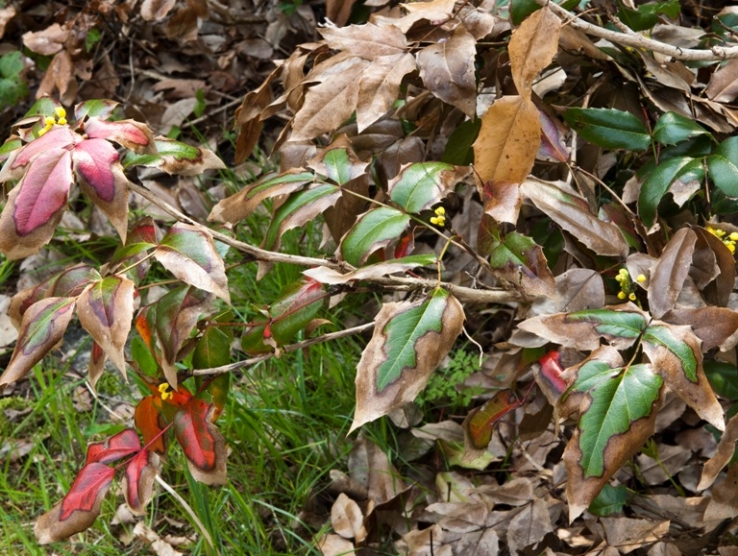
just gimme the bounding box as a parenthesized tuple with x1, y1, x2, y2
(506, 499, 553, 555)
(141, 0, 176, 21)
(320, 23, 407, 59)
(473, 96, 540, 223)
(22, 23, 68, 56)
(664, 307, 738, 351)
(356, 52, 416, 132)
(601, 518, 670, 554)
(698, 413, 738, 490)
(706, 59, 738, 103)
(417, 26, 477, 117)
(648, 228, 697, 319)
(318, 534, 356, 556)
(331, 493, 366, 541)
(508, 6, 561, 100)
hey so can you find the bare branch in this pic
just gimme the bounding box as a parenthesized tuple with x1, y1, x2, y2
(540, 1, 738, 61)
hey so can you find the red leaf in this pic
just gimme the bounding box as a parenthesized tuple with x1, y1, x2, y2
(35, 463, 115, 545)
(85, 428, 141, 465)
(173, 398, 227, 484)
(14, 149, 73, 236)
(135, 395, 168, 455)
(123, 449, 160, 514)
(463, 390, 521, 449)
(88, 341, 106, 390)
(60, 462, 115, 520)
(84, 118, 155, 153)
(538, 350, 567, 393)
(73, 138, 119, 202)
(10, 126, 76, 170)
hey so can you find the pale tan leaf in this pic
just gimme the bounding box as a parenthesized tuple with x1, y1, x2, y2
(36, 51, 78, 106)
(704, 465, 738, 521)
(330, 493, 366, 541)
(290, 57, 369, 142)
(417, 26, 477, 117)
(0, 5, 16, 39)
(141, 0, 176, 21)
(356, 52, 416, 132)
(473, 96, 540, 223)
(348, 437, 407, 505)
(454, 528, 500, 556)
(320, 23, 407, 59)
(303, 257, 436, 285)
(375, 0, 456, 33)
(531, 268, 605, 316)
(508, 6, 561, 100)
(636, 444, 692, 486)
(318, 534, 356, 556)
(648, 228, 697, 319)
(664, 307, 738, 351)
(22, 23, 68, 56)
(521, 178, 629, 257)
(506, 499, 553, 555)
(601, 518, 670, 554)
(326, 0, 358, 27)
(698, 413, 738, 490)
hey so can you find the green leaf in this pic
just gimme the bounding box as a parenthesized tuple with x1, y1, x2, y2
(564, 108, 651, 150)
(708, 137, 738, 197)
(638, 156, 702, 228)
(262, 184, 341, 251)
(511, 0, 541, 25)
(588, 484, 629, 516)
(568, 309, 647, 339)
(642, 325, 697, 382)
(705, 361, 738, 401)
(388, 162, 467, 213)
(653, 112, 710, 146)
(351, 288, 465, 432)
(131, 336, 159, 377)
(193, 326, 231, 369)
(577, 363, 662, 478)
(0, 51, 23, 78)
(463, 390, 521, 449)
(441, 118, 481, 165)
(341, 207, 411, 267)
(74, 99, 122, 122)
(123, 137, 224, 175)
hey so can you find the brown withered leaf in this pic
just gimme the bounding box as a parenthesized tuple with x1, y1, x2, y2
(601, 518, 670, 554)
(532, 268, 605, 315)
(22, 23, 68, 56)
(318, 534, 356, 556)
(356, 53, 417, 132)
(693, 226, 735, 307)
(704, 465, 738, 522)
(473, 96, 540, 223)
(37, 51, 78, 106)
(642, 321, 724, 431)
(326, 0, 358, 27)
(706, 58, 738, 103)
(319, 23, 406, 59)
(647, 228, 697, 319)
(664, 307, 738, 351)
(417, 25, 477, 117)
(350, 290, 464, 432)
(348, 437, 407, 506)
(521, 178, 629, 257)
(233, 66, 279, 164)
(290, 57, 369, 142)
(141, 0, 176, 20)
(507, 499, 553, 555)
(698, 413, 738, 490)
(0, 5, 16, 39)
(374, 0, 456, 33)
(508, 6, 561, 100)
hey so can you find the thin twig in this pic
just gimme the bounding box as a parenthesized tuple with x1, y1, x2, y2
(192, 322, 376, 376)
(539, 0, 738, 61)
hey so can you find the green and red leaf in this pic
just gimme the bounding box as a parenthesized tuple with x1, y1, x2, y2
(155, 223, 230, 303)
(463, 390, 521, 449)
(123, 137, 224, 175)
(486, 230, 556, 297)
(76, 276, 135, 376)
(84, 118, 155, 153)
(155, 285, 213, 388)
(0, 297, 76, 388)
(351, 288, 465, 432)
(108, 217, 158, 282)
(173, 398, 227, 484)
(35, 462, 115, 544)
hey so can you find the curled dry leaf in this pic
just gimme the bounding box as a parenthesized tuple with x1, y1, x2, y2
(647, 227, 697, 318)
(699, 412, 738, 490)
(330, 492, 366, 541)
(351, 288, 464, 432)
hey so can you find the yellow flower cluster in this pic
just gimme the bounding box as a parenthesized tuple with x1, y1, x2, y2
(615, 268, 645, 301)
(37, 106, 67, 137)
(706, 226, 738, 254)
(430, 206, 446, 227)
(158, 382, 173, 401)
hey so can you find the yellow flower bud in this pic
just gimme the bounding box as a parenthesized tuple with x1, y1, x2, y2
(716, 229, 726, 237)
(54, 106, 66, 119)
(57, 117, 67, 126)
(730, 232, 738, 242)
(434, 206, 445, 216)
(617, 291, 626, 300)
(728, 242, 736, 254)
(38, 127, 48, 137)
(44, 116, 56, 126)
(629, 293, 636, 301)
(636, 274, 646, 283)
